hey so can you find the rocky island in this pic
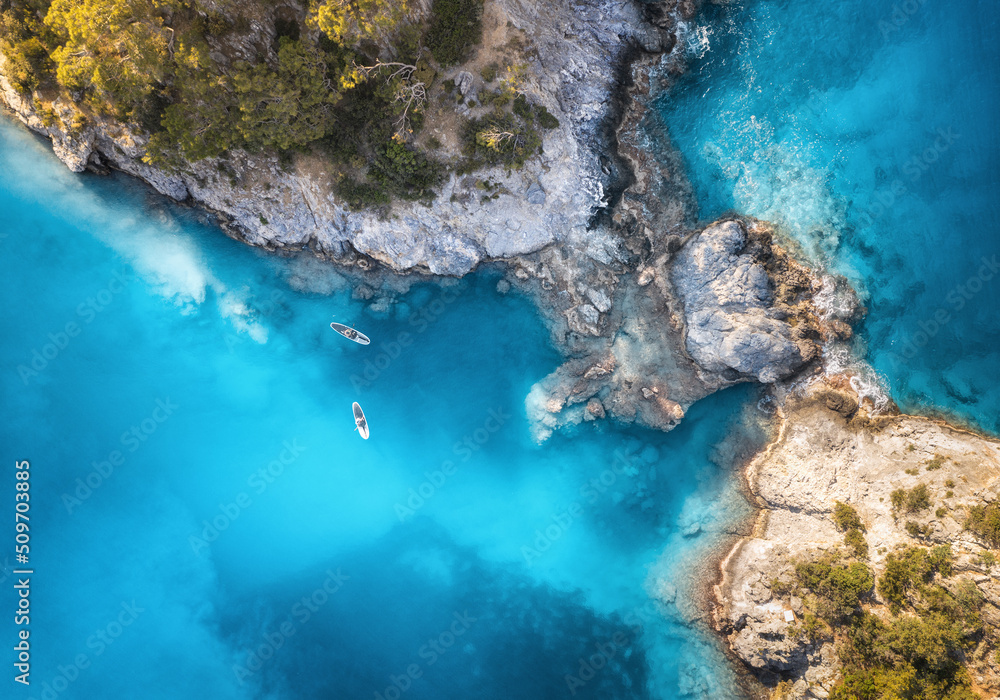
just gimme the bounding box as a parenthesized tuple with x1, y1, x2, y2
(3, 0, 999, 698)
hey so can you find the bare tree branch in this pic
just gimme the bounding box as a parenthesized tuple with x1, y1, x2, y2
(353, 60, 427, 139)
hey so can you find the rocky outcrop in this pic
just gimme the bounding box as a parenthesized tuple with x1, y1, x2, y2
(671, 219, 822, 384)
(714, 379, 1000, 698)
(525, 217, 840, 440)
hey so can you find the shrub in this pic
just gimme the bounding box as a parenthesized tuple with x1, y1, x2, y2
(480, 62, 499, 82)
(462, 109, 541, 169)
(945, 479, 956, 489)
(976, 551, 997, 571)
(336, 177, 390, 209)
(892, 484, 932, 514)
(952, 579, 984, 623)
(844, 529, 869, 559)
(926, 454, 946, 470)
(425, 0, 483, 66)
(905, 521, 931, 538)
(535, 104, 560, 129)
(70, 113, 88, 132)
(833, 502, 864, 531)
(512, 93, 533, 121)
(790, 612, 825, 642)
(369, 140, 442, 201)
(965, 501, 1000, 547)
(908, 484, 932, 511)
(795, 557, 873, 623)
(891, 488, 906, 511)
(883, 613, 968, 673)
(770, 576, 793, 597)
(878, 546, 952, 612)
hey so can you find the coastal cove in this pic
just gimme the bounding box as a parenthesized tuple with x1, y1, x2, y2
(0, 114, 768, 699)
(1, 0, 999, 696)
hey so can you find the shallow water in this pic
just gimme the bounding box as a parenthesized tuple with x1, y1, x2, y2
(662, 0, 1000, 434)
(0, 117, 769, 699)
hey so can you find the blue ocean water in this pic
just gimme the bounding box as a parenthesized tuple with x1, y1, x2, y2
(0, 117, 768, 699)
(663, 0, 1000, 434)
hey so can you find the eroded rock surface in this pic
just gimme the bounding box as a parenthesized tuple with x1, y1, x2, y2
(525, 217, 839, 439)
(671, 220, 822, 384)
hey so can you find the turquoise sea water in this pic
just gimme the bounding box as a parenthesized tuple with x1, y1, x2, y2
(662, 0, 1000, 434)
(0, 118, 765, 699)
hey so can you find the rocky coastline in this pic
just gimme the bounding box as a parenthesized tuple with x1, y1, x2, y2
(713, 380, 1000, 698)
(4, 0, 999, 697)
(1, 0, 845, 438)
(0, 0, 686, 276)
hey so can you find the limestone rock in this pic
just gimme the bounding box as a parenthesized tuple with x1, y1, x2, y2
(715, 380, 1000, 697)
(455, 71, 475, 96)
(672, 220, 822, 384)
(525, 182, 546, 205)
(586, 398, 605, 419)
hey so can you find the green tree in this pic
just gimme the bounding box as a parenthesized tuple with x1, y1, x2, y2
(148, 37, 341, 162)
(424, 0, 482, 66)
(0, 4, 57, 93)
(44, 0, 171, 118)
(232, 38, 340, 151)
(795, 557, 874, 623)
(965, 501, 1000, 547)
(834, 502, 865, 531)
(311, 0, 408, 46)
(147, 38, 237, 162)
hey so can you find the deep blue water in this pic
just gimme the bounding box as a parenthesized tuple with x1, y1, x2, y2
(663, 0, 1000, 434)
(0, 117, 766, 699)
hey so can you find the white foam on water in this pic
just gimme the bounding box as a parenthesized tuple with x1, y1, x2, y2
(678, 21, 713, 59)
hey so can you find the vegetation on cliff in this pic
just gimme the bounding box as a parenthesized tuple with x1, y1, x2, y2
(0, 0, 557, 207)
(965, 502, 1000, 548)
(784, 500, 987, 700)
